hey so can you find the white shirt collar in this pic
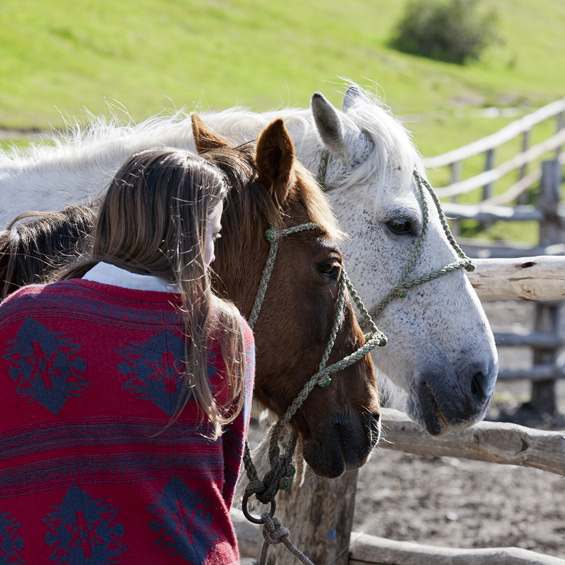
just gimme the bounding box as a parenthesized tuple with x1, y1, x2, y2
(82, 262, 178, 293)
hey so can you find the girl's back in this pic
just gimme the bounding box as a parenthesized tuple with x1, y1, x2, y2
(0, 148, 254, 564)
(0, 278, 254, 564)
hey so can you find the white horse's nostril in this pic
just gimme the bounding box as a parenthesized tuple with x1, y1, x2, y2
(470, 371, 489, 406)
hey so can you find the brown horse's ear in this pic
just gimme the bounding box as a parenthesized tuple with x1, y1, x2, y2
(256, 119, 295, 207)
(191, 112, 230, 154)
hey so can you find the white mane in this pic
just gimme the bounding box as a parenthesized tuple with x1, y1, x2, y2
(201, 88, 424, 202)
(0, 85, 423, 218)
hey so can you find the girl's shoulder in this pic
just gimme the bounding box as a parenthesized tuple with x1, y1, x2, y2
(209, 296, 255, 345)
(0, 281, 76, 327)
(1, 281, 63, 308)
(240, 315, 254, 345)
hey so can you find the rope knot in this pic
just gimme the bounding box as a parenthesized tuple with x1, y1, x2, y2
(261, 513, 290, 545)
(265, 228, 279, 242)
(244, 479, 266, 497)
(317, 373, 332, 388)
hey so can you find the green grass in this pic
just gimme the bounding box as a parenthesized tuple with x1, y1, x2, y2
(1, 0, 564, 137)
(1, 0, 564, 244)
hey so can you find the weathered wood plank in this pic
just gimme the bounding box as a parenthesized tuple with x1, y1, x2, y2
(497, 365, 564, 381)
(494, 331, 564, 348)
(348, 532, 565, 564)
(379, 409, 565, 477)
(468, 256, 565, 302)
(442, 203, 545, 222)
(461, 240, 565, 259)
(232, 512, 565, 564)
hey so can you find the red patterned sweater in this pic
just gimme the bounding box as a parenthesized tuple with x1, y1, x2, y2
(0, 279, 255, 564)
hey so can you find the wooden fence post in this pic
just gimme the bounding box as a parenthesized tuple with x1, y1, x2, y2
(264, 470, 359, 565)
(482, 148, 496, 201)
(449, 161, 462, 236)
(529, 160, 564, 415)
(481, 148, 496, 230)
(517, 129, 531, 204)
(556, 110, 564, 160)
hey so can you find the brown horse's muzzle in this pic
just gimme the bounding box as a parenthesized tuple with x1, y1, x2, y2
(301, 411, 380, 478)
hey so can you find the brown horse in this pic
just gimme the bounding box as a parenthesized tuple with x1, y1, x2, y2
(0, 116, 379, 479)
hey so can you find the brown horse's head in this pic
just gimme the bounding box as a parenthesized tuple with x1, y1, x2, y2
(193, 114, 380, 478)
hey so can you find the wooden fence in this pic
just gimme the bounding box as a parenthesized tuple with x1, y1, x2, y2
(233, 104, 565, 564)
(422, 100, 565, 415)
(233, 407, 565, 564)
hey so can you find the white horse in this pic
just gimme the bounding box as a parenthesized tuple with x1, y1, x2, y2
(0, 82, 498, 435)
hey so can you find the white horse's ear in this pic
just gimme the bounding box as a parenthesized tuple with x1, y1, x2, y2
(311, 92, 372, 164)
(342, 84, 369, 113)
(311, 92, 352, 162)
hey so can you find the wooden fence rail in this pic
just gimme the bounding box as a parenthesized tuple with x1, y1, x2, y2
(423, 97, 565, 205)
(232, 510, 565, 564)
(378, 409, 565, 476)
(469, 256, 565, 302)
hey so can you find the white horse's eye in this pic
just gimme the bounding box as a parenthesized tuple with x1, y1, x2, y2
(386, 218, 414, 236)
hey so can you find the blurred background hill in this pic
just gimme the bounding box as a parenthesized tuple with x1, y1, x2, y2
(1, 0, 564, 157)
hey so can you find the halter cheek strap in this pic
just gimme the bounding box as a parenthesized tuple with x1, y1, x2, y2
(316, 149, 332, 190)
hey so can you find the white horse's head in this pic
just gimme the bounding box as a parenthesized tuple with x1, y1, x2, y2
(291, 84, 498, 435)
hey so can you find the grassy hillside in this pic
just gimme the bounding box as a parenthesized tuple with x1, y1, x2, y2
(1, 0, 564, 155)
(1, 0, 564, 244)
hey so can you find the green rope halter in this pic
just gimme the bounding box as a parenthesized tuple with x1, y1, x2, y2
(316, 149, 475, 321)
(242, 221, 387, 524)
(369, 170, 475, 319)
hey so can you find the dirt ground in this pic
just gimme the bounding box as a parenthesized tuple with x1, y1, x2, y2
(353, 301, 565, 560)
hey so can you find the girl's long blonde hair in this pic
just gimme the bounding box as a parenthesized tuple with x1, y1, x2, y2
(57, 148, 246, 438)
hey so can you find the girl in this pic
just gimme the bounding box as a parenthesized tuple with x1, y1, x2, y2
(0, 148, 255, 564)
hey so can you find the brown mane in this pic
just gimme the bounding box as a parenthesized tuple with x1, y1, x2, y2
(198, 142, 343, 314)
(0, 205, 96, 298)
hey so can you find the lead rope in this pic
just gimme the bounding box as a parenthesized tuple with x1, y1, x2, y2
(242, 222, 386, 565)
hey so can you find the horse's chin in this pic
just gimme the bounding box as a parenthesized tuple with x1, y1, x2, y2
(302, 441, 347, 479)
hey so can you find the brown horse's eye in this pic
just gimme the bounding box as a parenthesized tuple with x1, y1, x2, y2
(386, 218, 413, 236)
(318, 262, 341, 281)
